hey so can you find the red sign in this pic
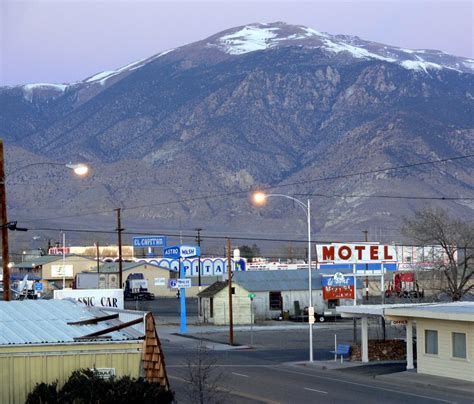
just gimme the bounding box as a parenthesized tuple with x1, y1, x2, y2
(48, 247, 70, 255)
(323, 285, 355, 300)
(398, 272, 414, 282)
(317, 243, 396, 263)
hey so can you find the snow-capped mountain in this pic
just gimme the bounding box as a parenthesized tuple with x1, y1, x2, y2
(206, 23, 473, 73)
(10, 22, 473, 103)
(1, 22, 473, 238)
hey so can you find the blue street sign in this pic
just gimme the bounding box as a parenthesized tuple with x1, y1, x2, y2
(34, 282, 43, 292)
(164, 246, 181, 259)
(133, 236, 167, 248)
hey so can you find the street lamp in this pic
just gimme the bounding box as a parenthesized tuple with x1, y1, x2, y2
(252, 191, 314, 362)
(0, 139, 89, 301)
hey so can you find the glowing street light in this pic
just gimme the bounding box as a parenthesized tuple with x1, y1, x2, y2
(66, 163, 89, 176)
(252, 191, 314, 362)
(253, 192, 267, 205)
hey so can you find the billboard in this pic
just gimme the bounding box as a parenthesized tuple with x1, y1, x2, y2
(322, 273, 355, 300)
(54, 288, 124, 309)
(316, 243, 397, 264)
(51, 265, 74, 278)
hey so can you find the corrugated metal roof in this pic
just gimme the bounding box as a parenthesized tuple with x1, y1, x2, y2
(232, 268, 359, 292)
(12, 254, 95, 269)
(99, 261, 172, 273)
(0, 300, 144, 346)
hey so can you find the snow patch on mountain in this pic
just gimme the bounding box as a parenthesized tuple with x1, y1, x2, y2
(321, 39, 396, 62)
(22, 83, 67, 102)
(400, 60, 443, 73)
(85, 48, 175, 85)
(463, 59, 474, 70)
(219, 26, 279, 54)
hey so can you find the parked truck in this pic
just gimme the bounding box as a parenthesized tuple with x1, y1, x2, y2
(74, 272, 119, 290)
(124, 273, 155, 301)
(385, 272, 424, 299)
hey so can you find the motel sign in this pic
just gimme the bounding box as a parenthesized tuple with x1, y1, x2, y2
(316, 243, 397, 264)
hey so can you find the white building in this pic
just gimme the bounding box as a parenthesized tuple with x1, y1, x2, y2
(198, 269, 362, 323)
(337, 302, 474, 382)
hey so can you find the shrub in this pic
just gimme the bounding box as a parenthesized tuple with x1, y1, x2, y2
(26, 369, 174, 404)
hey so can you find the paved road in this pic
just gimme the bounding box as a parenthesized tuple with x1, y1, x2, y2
(158, 320, 473, 404)
(163, 340, 472, 404)
(125, 296, 198, 319)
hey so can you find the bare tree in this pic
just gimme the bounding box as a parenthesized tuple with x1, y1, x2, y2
(403, 208, 474, 301)
(183, 341, 228, 404)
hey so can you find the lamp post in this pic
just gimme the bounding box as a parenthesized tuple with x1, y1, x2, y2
(253, 192, 314, 362)
(0, 139, 89, 301)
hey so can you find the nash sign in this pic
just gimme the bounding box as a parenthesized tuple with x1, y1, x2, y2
(163, 245, 201, 259)
(316, 243, 396, 263)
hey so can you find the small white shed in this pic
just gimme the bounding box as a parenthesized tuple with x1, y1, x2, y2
(197, 281, 252, 325)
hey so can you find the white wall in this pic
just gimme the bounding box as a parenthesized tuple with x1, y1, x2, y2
(199, 284, 252, 325)
(417, 319, 473, 382)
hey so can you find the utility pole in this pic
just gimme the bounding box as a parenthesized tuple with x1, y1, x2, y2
(115, 208, 123, 288)
(363, 230, 369, 302)
(0, 140, 10, 301)
(227, 238, 234, 346)
(96, 241, 100, 273)
(195, 228, 203, 288)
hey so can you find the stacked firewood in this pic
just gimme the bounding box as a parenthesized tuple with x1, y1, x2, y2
(350, 340, 407, 361)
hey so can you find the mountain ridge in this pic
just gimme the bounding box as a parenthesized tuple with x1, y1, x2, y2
(1, 22, 473, 242)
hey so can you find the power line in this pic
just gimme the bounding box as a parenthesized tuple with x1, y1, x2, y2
(25, 225, 472, 249)
(295, 193, 474, 201)
(16, 153, 474, 224)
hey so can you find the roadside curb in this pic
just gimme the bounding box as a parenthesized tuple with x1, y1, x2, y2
(375, 371, 474, 395)
(173, 333, 253, 351)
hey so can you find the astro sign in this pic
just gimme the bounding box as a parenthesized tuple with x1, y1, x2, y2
(316, 243, 396, 264)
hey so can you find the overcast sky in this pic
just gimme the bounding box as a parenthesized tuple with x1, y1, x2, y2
(1, 0, 472, 85)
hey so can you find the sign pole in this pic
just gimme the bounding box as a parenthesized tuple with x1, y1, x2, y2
(180, 256, 187, 333)
(163, 244, 199, 335)
(227, 238, 234, 345)
(250, 297, 254, 347)
(353, 263, 357, 343)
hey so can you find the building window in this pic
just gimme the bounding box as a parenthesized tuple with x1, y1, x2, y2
(452, 332, 466, 359)
(210, 298, 214, 318)
(425, 330, 438, 355)
(269, 291, 282, 310)
(327, 299, 339, 309)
